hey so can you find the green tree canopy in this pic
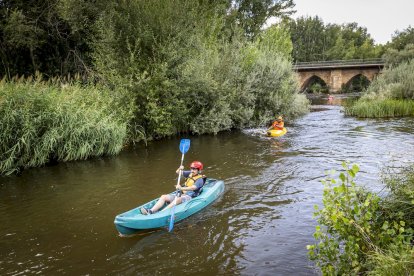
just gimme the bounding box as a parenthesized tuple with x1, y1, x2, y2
(0, 0, 109, 78)
(288, 16, 383, 62)
(387, 26, 414, 51)
(228, 0, 295, 39)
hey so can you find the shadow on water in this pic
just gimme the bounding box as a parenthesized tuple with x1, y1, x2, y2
(1, 93, 414, 275)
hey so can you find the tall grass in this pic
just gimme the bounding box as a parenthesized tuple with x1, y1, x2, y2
(345, 99, 414, 117)
(346, 59, 414, 117)
(366, 244, 414, 276)
(366, 164, 414, 274)
(0, 78, 133, 175)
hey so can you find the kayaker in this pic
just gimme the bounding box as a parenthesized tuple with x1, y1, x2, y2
(271, 116, 284, 130)
(141, 161, 205, 215)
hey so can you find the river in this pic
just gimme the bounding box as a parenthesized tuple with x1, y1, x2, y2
(1, 94, 414, 275)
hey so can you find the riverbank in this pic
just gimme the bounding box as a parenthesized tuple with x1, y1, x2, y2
(0, 76, 309, 175)
(345, 98, 414, 117)
(345, 59, 414, 118)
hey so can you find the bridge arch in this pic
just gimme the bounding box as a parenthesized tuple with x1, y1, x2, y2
(301, 75, 329, 93)
(341, 71, 375, 87)
(294, 59, 384, 93)
(342, 73, 371, 92)
(299, 71, 330, 92)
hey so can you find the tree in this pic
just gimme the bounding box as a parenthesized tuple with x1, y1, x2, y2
(387, 26, 414, 51)
(2, 9, 45, 74)
(257, 24, 292, 58)
(288, 16, 328, 62)
(229, 0, 295, 39)
(383, 44, 414, 66)
(0, 0, 108, 78)
(289, 18, 382, 62)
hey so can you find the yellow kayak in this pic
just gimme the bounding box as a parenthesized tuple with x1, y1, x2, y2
(267, 127, 287, 137)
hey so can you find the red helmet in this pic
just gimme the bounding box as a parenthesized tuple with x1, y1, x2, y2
(190, 161, 203, 170)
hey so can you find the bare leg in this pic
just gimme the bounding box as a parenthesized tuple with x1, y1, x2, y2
(151, 194, 173, 213)
(163, 197, 183, 210)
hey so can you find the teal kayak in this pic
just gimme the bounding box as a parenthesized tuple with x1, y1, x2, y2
(114, 178, 225, 236)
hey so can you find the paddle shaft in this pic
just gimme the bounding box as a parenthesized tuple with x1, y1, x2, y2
(176, 152, 185, 186)
(169, 152, 185, 232)
(172, 153, 185, 205)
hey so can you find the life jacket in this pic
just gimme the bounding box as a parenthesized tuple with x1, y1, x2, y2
(272, 121, 284, 130)
(184, 173, 207, 197)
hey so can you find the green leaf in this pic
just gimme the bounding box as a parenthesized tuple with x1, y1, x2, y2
(339, 172, 346, 183)
(351, 164, 359, 175)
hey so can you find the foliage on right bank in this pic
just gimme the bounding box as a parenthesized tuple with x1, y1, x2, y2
(308, 162, 414, 275)
(345, 58, 414, 117)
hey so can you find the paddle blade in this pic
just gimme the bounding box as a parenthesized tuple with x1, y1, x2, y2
(168, 208, 175, 232)
(179, 139, 190, 154)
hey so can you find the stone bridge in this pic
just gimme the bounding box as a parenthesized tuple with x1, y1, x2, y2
(293, 59, 385, 93)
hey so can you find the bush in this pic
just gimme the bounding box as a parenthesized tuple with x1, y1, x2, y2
(364, 59, 414, 100)
(308, 162, 414, 275)
(93, 1, 309, 137)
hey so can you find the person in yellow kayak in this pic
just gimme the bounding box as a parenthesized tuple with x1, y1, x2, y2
(141, 161, 206, 215)
(271, 116, 284, 130)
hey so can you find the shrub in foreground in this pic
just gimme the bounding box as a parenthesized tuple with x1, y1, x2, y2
(308, 162, 414, 275)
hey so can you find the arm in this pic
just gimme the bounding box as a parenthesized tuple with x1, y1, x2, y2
(175, 170, 190, 189)
(178, 185, 197, 191)
(176, 165, 184, 174)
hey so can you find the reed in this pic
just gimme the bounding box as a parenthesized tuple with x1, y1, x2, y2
(345, 99, 414, 117)
(346, 60, 414, 118)
(0, 78, 133, 175)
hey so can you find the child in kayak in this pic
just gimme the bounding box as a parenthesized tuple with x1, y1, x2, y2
(141, 161, 205, 215)
(271, 116, 284, 130)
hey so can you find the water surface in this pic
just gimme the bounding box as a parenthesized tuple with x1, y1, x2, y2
(1, 94, 414, 275)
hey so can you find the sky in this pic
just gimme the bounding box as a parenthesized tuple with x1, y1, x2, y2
(291, 0, 414, 44)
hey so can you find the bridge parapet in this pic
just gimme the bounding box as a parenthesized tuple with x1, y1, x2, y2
(293, 58, 385, 70)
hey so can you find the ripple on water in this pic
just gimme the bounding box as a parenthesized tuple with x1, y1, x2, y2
(1, 96, 414, 275)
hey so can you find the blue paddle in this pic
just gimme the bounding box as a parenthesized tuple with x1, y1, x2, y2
(168, 139, 190, 232)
